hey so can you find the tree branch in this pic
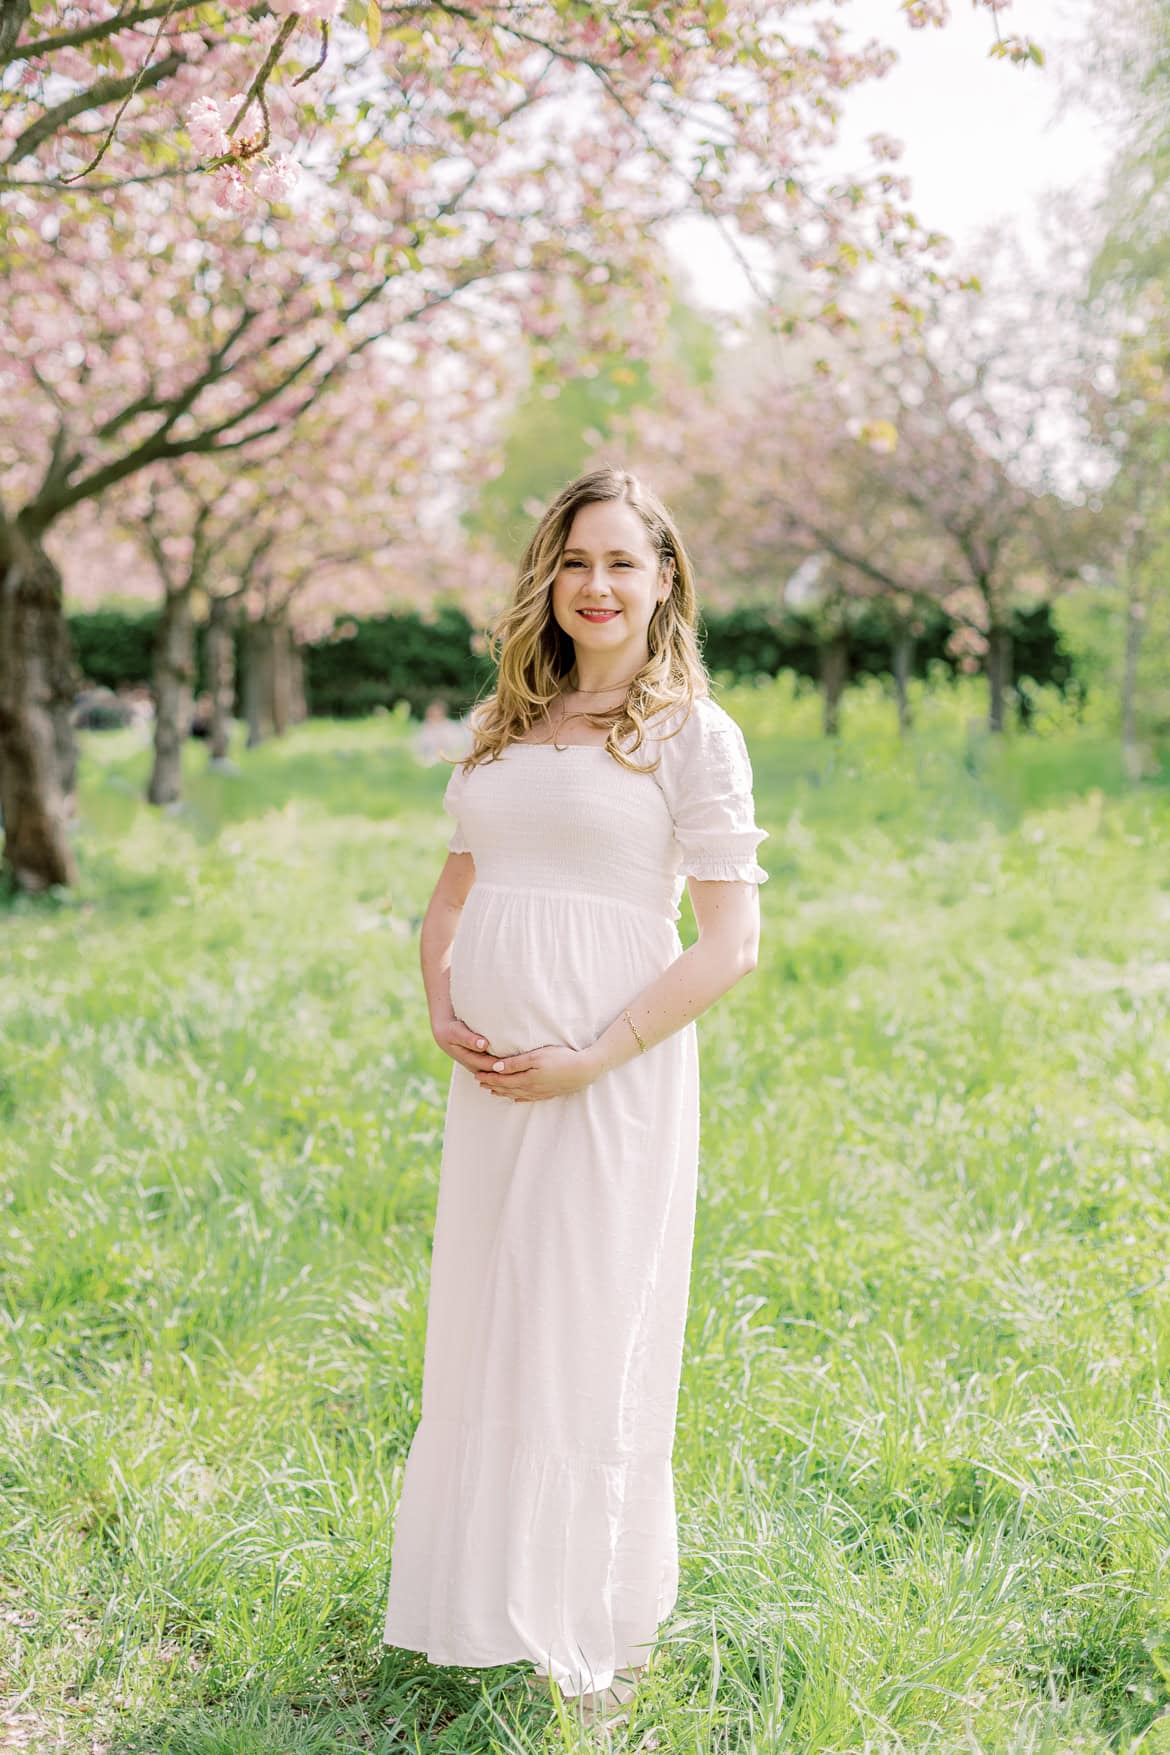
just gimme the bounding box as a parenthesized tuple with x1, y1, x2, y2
(0, 0, 32, 64)
(7, 0, 205, 66)
(4, 51, 182, 166)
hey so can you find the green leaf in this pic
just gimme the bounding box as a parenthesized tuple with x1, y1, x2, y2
(367, 0, 381, 48)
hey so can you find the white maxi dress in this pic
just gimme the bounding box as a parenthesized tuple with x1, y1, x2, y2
(382, 692, 769, 1696)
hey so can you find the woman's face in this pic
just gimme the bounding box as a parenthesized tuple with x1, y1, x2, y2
(550, 499, 669, 664)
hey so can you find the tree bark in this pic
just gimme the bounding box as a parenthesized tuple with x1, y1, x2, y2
(0, 520, 80, 891)
(289, 638, 308, 725)
(0, 0, 33, 65)
(270, 615, 291, 737)
(147, 587, 194, 805)
(48, 581, 81, 811)
(206, 595, 236, 763)
(820, 632, 848, 738)
(244, 619, 273, 748)
(986, 623, 1013, 735)
(892, 627, 915, 736)
(1121, 583, 1145, 782)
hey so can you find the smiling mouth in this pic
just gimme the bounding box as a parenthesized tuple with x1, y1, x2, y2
(578, 608, 620, 621)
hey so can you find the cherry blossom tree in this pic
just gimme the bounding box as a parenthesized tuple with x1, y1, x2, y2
(0, 139, 586, 887)
(57, 335, 511, 800)
(232, 514, 515, 750)
(586, 275, 1078, 736)
(0, 1, 1042, 892)
(0, 1, 1041, 206)
(578, 315, 954, 734)
(848, 269, 1093, 733)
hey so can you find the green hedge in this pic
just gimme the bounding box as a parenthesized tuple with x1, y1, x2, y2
(65, 606, 247, 699)
(304, 603, 496, 719)
(66, 599, 1083, 721)
(69, 608, 171, 693)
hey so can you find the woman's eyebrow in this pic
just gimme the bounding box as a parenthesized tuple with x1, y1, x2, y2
(563, 546, 639, 557)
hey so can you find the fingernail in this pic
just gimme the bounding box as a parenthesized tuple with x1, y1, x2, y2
(492, 1061, 505, 1072)
(477, 1038, 487, 1048)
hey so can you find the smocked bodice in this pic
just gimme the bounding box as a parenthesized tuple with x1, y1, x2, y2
(441, 695, 769, 925)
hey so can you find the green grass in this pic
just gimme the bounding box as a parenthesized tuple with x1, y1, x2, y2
(2, 676, 1170, 1755)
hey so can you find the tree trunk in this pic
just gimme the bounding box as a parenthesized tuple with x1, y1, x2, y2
(147, 587, 194, 805)
(206, 596, 236, 763)
(271, 616, 291, 737)
(244, 619, 273, 748)
(1121, 583, 1145, 782)
(0, 521, 80, 891)
(289, 638, 308, 725)
(892, 627, 915, 736)
(986, 623, 1013, 734)
(820, 632, 848, 738)
(50, 589, 81, 811)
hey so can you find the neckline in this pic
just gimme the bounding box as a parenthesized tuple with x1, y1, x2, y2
(507, 740, 612, 752)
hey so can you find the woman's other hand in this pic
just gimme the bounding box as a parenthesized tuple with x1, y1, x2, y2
(474, 1044, 598, 1103)
(432, 1010, 499, 1072)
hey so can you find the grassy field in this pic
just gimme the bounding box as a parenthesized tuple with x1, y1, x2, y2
(2, 675, 1169, 1755)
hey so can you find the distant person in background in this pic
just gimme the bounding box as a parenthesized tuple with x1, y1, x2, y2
(412, 697, 473, 766)
(116, 685, 154, 733)
(72, 681, 140, 732)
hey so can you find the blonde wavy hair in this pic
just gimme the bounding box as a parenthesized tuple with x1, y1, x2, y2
(450, 466, 709, 778)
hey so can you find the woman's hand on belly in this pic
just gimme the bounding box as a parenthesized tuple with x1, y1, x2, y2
(432, 1008, 502, 1074)
(474, 1043, 599, 1103)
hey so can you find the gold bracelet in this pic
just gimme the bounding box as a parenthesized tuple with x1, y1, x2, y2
(622, 1007, 647, 1054)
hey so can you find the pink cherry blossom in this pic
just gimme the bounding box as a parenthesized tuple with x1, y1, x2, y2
(2, 0, 1042, 208)
(211, 164, 253, 214)
(254, 156, 300, 201)
(867, 132, 906, 163)
(186, 97, 231, 158)
(267, 0, 344, 17)
(224, 92, 262, 132)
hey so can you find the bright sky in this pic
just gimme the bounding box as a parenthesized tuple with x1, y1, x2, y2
(665, 0, 1116, 310)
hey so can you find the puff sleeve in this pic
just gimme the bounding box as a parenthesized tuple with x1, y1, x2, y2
(654, 697, 769, 885)
(442, 758, 471, 855)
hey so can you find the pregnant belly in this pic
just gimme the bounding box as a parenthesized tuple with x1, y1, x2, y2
(449, 883, 680, 1060)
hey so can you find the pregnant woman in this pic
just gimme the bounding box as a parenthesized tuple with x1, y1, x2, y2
(382, 465, 769, 1731)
